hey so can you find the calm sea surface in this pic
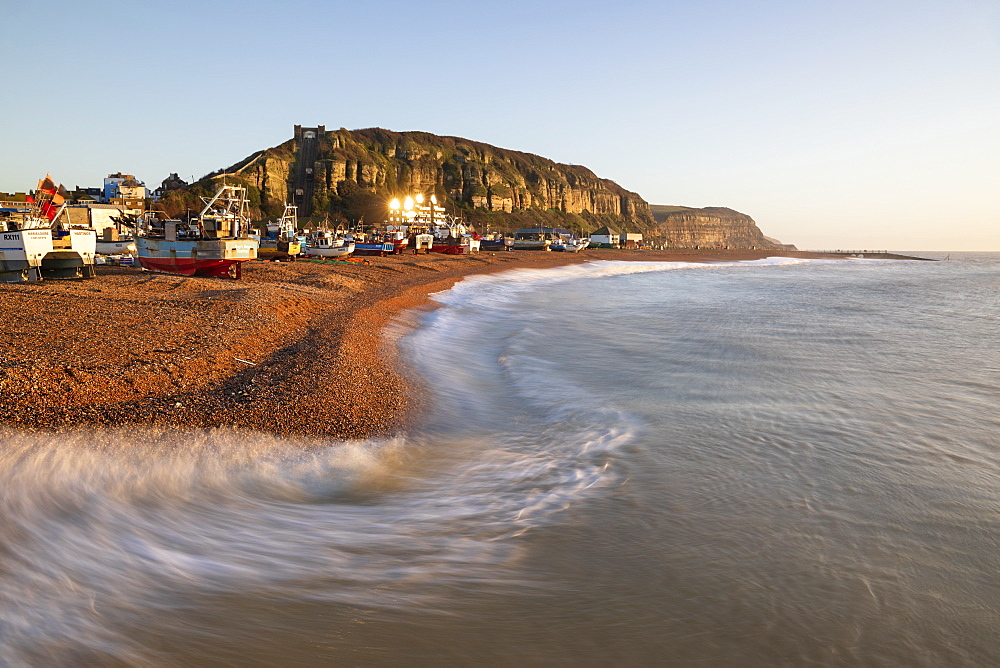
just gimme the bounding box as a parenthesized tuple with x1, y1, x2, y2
(1, 253, 998, 665)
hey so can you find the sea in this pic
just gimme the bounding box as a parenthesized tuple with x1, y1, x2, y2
(1, 252, 997, 665)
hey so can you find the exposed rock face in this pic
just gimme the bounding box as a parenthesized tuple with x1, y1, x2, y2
(203, 127, 787, 247)
(649, 205, 782, 249)
(229, 128, 654, 231)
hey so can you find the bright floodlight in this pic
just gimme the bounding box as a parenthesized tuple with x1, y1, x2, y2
(390, 198, 400, 210)
(415, 194, 424, 204)
(430, 195, 437, 204)
(404, 196, 414, 210)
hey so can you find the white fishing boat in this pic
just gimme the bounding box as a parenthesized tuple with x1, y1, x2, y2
(0, 224, 53, 282)
(97, 210, 139, 255)
(96, 237, 137, 255)
(551, 238, 590, 252)
(1, 175, 96, 281)
(304, 229, 355, 258)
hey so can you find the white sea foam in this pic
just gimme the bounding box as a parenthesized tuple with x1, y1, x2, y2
(429, 257, 847, 311)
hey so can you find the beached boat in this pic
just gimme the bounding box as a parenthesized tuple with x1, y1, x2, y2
(1, 175, 96, 281)
(479, 235, 514, 251)
(47, 227, 98, 279)
(304, 229, 355, 258)
(97, 211, 138, 255)
(430, 233, 479, 255)
(258, 204, 304, 260)
(424, 219, 479, 254)
(136, 184, 258, 279)
(513, 227, 561, 251)
(0, 225, 53, 282)
(354, 230, 409, 256)
(551, 238, 590, 252)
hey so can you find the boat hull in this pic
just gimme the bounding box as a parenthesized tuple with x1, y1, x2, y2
(96, 239, 136, 255)
(430, 243, 468, 255)
(551, 241, 588, 252)
(0, 228, 53, 282)
(480, 239, 512, 251)
(354, 242, 397, 256)
(304, 242, 355, 258)
(40, 251, 96, 279)
(136, 237, 257, 279)
(512, 240, 552, 251)
(431, 237, 478, 254)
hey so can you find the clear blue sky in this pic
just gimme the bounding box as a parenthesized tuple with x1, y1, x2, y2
(2, 0, 997, 250)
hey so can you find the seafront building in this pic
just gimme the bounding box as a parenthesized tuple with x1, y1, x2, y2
(0, 192, 31, 212)
(620, 231, 643, 248)
(57, 173, 149, 237)
(62, 203, 136, 236)
(589, 225, 620, 248)
(103, 173, 146, 203)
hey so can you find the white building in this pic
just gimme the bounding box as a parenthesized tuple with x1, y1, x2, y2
(64, 203, 141, 234)
(590, 225, 620, 248)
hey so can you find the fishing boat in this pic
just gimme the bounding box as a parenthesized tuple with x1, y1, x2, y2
(513, 227, 561, 251)
(258, 204, 303, 260)
(0, 223, 53, 282)
(479, 234, 514, 251)
(1, 175, 96, 282)
(136, 184, 258, 279)
(354, 230, 408, 256)
(551, 237, 590, 252)
(304, 229, 355, 258)
(429, 232, 472, 254)
(47, 226, 98, 278)
(423, 218, 478, 255)
(96, 210, 140, 255)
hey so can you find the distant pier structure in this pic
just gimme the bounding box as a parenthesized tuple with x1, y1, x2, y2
(292, 125, 325, 217)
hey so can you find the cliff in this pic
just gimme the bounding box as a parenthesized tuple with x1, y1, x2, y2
(157, 126, 785, 248)
(649, 205, 784, 249)
(211, 127, 654, 235)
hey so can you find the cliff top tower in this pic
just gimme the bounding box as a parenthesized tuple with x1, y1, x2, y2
(293, 125, 326, 140)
